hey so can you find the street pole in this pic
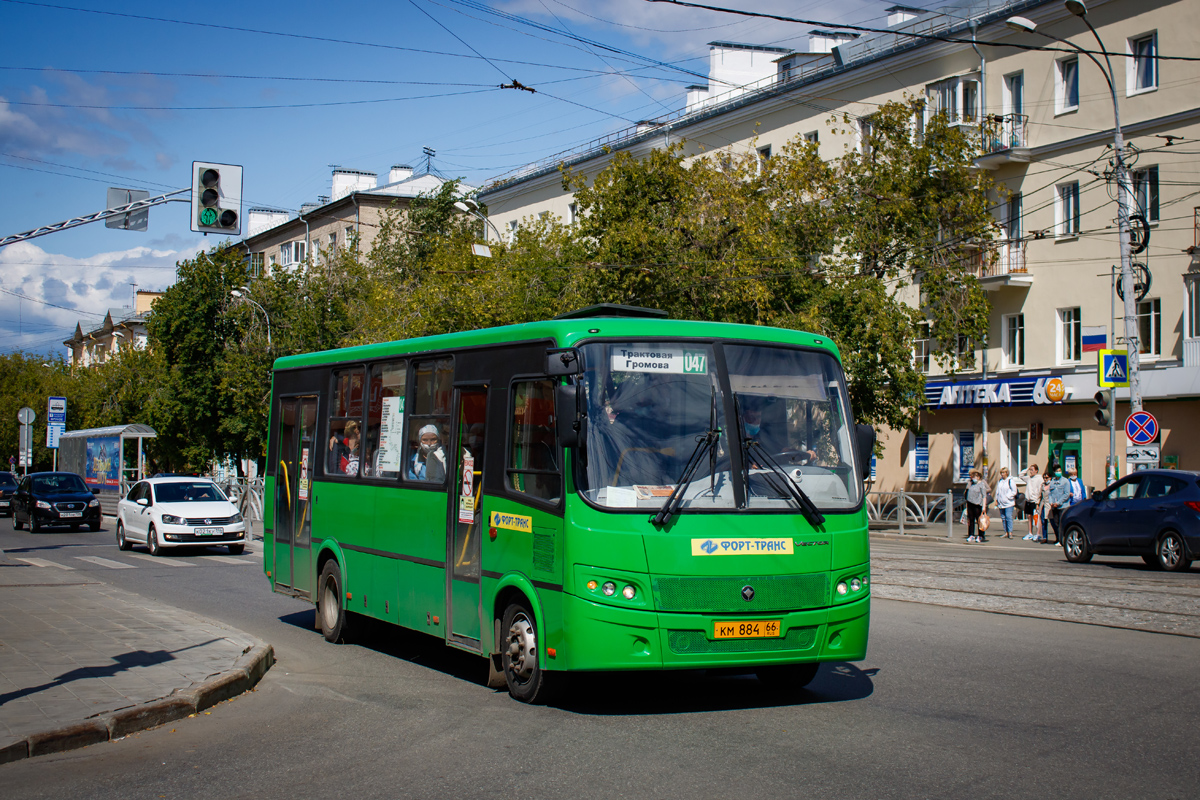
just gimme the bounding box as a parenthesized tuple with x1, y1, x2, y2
(1110, 264, 1117, 482)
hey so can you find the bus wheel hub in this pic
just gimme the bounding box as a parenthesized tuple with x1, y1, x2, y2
(506, 615, 537, 681)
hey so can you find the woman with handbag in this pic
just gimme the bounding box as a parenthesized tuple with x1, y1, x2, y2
(965, 469, 991, 543)
(994, 466, 1019, 539)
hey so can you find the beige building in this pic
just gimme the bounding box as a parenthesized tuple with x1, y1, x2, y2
(240, 165, 471, 275)
(64, 290, 162, 367)
(479, 0, 1200, 492)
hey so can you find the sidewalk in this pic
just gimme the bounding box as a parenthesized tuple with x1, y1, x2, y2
(0, 550, 273, 764)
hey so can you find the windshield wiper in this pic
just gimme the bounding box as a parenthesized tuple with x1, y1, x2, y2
(742, 438, 826, 528)
(650, 426, 721, 527)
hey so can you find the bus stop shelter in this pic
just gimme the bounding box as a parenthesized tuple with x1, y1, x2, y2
(58, 424, 157, 516)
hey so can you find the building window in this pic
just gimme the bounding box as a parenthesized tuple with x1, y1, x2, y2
(567, 202, 578, 226)
(1060, 307, 1082, 362)
(1128, 32, 1157, 94)
(248, 252, 264, 277)
(1003, 429, 1030, 478)
(1006, 192, 1023, 240)
(328, 232, 337, 251)
(1131, 166, 1159, 222)
(1056, 182, 1081, 237)
(962, 80, 979, 123)
(858, 117, 874, 155)
(1003, 314, 1025, 368)
(926, 77, 979, 125)
(1187, 277, 1200, 340)
(803, 130, 819, 144)
(909, 432, 930, 481)
(954, 334, 972, 369)
(344, 226, 355, 247)
(913, 320, 932, 373)
(1137, 297, 1161, 356)
(1003, 72, 1024, 116)
(757, 144, 772, 162)
(779, 59, 794, 80)
(268, 253, 277, 267)
(1056, 57, 1079, 113)
(506, 220, 518, 242)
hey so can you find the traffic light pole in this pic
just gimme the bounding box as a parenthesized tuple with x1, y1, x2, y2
(0, 188, 190, 249)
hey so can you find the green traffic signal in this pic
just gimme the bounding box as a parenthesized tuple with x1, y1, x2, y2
(200, 207, 218, 226)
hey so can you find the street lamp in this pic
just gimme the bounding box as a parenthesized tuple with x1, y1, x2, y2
(1006, 4, 1142, 422)
(453, 198, 504, 242)
(230, 287, 272, 348)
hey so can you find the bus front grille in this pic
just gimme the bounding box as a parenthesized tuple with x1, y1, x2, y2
(652, 574, 829, 613)
(667, 627, 818, 654)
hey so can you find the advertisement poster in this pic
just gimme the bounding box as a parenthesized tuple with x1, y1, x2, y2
(299, 447, 310, 501)
(85, 436, 121, 488)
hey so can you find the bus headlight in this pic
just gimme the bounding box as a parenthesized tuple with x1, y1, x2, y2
(602, 581, 616, 596)
(836, 581, 848, 596)
(850, 578, 862, 592)
(622, 585, 636, 600)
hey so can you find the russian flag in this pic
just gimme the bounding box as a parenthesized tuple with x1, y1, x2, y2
(1082, 326, 1106, 352)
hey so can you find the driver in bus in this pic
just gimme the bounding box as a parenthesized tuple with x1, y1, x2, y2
(408, 424, 447, 482)
(742, 402, 817, 467)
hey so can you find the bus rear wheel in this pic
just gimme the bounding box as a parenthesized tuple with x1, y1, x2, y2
(501, 601, 554, 704)
(318, 560, 352, 644)
(757, 662, 820, 693)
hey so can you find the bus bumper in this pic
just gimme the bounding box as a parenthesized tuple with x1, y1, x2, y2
(555, 593, 869, 671)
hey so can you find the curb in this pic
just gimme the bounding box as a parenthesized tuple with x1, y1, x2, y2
(0, 643, 274, 765)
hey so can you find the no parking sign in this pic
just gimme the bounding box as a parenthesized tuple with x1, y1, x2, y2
(1125, 411, 1159, 445)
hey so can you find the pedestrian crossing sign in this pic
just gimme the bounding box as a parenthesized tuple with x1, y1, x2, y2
(1098, 349, 1130, 387)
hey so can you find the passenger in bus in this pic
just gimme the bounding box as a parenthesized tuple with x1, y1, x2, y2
(408, 424, 446, 482)
(328, 421, 360, 474)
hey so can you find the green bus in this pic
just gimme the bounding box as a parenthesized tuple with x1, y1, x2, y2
(264, 305, 875, 702)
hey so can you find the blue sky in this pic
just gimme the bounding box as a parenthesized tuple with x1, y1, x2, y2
(0, 0, 881, 354)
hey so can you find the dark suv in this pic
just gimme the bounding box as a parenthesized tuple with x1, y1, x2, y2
(13, 472, 102, 532)
(0, 471, 17, 517)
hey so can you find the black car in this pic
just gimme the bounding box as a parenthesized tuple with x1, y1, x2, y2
(0, 471, 17, 517)
(12, 472, 102, 532)
(1059, 469, 1200, 572)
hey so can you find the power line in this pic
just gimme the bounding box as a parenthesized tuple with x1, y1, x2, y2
(0, 287, 105, 316)
(6, 88, 497, 111)
(0, 66, 496, 87)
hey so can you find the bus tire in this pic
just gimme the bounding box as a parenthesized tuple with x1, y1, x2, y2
(318, 559, 352, 644)
(757, 662, 820, 692)
(501, 601, 554, 704)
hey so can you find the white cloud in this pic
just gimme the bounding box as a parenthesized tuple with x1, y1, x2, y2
(0, 239, 204, 355)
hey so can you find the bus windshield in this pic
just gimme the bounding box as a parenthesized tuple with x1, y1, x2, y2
(577, 341, 860, 512)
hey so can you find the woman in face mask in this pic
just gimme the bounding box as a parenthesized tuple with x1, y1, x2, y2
(408, 424, 447, 483)
(1044, 467, 1072, 545)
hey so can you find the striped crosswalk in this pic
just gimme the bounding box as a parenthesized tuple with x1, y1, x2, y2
(11, 549, 258, 571)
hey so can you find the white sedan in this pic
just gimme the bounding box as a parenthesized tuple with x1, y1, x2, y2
(116, 477, 247, 556)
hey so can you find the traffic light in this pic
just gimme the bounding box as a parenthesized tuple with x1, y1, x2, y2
(1094, 389, 1112, 426)
(190, 161, 243, 236)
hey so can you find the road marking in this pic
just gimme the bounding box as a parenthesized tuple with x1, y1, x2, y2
(14, 557, 75, 570)
(204, 555, 256, 565)
(125, 552, 192, 567)
(74, 555, 136, 570)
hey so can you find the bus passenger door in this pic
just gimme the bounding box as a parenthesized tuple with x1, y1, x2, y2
(446, 386, 486, 650)
(274, 395, 318, 597)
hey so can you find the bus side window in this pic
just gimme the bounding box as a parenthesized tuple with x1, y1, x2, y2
(365, 360, 407, 479)
(327, 368, 366, 478)
(406, 358, 453, 483)
(507, 379, 561, 503)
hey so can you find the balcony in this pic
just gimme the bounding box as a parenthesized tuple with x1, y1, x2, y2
(978, 241, 1033, 291)
(976, 114, 1031, 169)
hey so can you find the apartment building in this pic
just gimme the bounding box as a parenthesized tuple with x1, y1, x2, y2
(240, 165, 472, 275)
(63, 290, 163, 367)
(478, 0, 1200, 490)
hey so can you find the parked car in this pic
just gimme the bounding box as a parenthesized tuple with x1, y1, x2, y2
(12, 472, 102, 532)
(116, 477, 247, 556)
(0, 471, 17, 517)
(1059, 469, 1200, 572)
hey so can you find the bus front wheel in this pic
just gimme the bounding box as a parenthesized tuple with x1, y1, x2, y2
(757, 662, 820, 693)
(318, 560, 352, 644)
(501, 601, 554, 704)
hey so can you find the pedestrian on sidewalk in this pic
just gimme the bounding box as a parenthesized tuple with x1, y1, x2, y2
(994, 466, 1018, 538)
(1068, 468, 1086, 507)
(1022, 464, 1044, 541)
(965, 469, 990, 543)
(1044, 468, 1071, 544)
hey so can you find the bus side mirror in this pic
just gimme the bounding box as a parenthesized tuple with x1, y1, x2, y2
(855, 424, 876, 480)
(546, 348, 582, 376)
(556, 384, 584, 448)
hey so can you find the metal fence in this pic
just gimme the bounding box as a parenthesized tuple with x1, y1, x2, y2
(220, 476, 265, 540)
(866, 490, 961, 538)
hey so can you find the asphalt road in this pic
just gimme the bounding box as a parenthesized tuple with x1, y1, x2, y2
(2, 520, 1199, 799)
